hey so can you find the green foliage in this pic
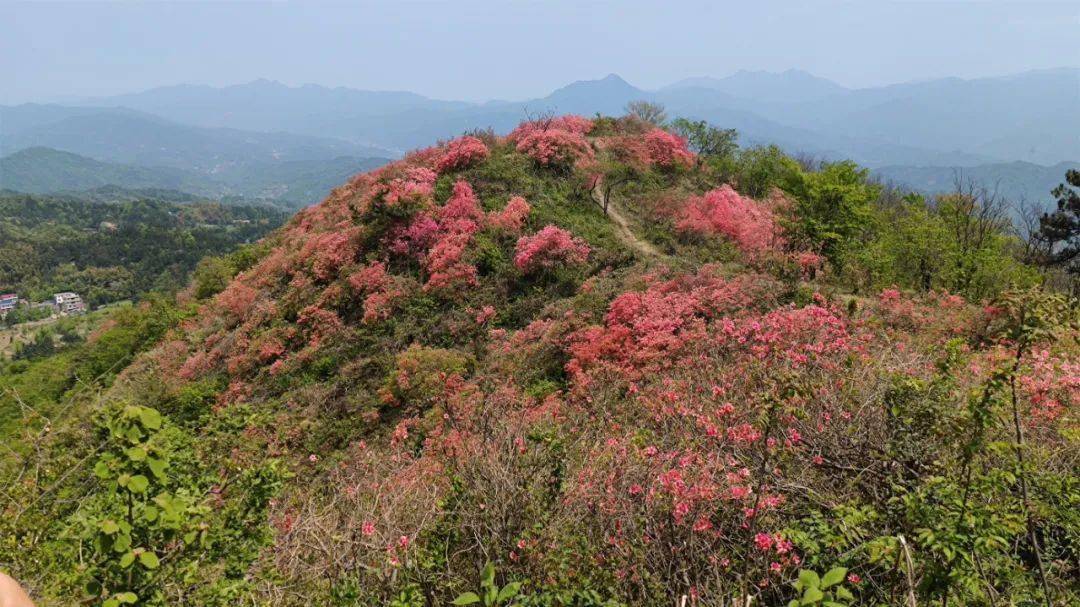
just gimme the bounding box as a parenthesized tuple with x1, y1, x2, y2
(0, 191, 285, 306)
(786, 160, 879, 263)
(452, 562, 523, 606)
(75, 404, 206, 606)
(731, 144, 802, 198)
(670, 118, 738, 160)
(788, 567, 856, 607)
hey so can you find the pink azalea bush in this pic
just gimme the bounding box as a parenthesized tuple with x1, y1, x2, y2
(513, 225, 591, 273)
(677, 185, 784, 254)
(488, 196, 531, 233)
(436, 136, 490, 173)
(508, 118, 595, 169)
(643, 128, 695, 168)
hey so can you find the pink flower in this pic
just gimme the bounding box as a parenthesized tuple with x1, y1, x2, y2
(308, 454, 319, 463)
(754, 533, 774, 551)
(475, 305, 496, 325)
(847, 573, 861, 585)
(361, 521, 375, 536)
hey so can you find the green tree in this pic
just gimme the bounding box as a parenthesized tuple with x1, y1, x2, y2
(788, 160, 879, 263)
(1032, 169, 1080, 272)
(669, 118, 738, 160)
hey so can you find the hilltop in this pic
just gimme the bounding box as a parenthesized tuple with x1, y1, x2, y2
(0, 115, 1076, 607)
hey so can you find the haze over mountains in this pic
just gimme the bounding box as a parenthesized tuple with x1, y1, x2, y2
(2, 67, 1076, 206)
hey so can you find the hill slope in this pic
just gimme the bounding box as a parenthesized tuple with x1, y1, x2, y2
(0, 147, 212, 194)
(1, 116, 1075, 607)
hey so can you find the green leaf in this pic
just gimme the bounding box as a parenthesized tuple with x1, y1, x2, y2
(146, 457, 167, 479)
(119, 551, 136, 568)
(497, 581, 522, 602)
(835, 587, 854, 601)
(117, 592, 138, 604)
(117, 473, 130, 487)
(821, 567, 847, 589)
(451, 592, 481, 605)
(113, 533, 131, 553)
(798, 569, 821, 590)
(142, 505, 159, 522)
(139, 551, 160, 569)
(100, 519, 120, 534)
(802, 587, 824, 605)
(103, 600, 119, 607)
(822, 602, 845, 607)
(481, 561, 495, 586)
(139, 407, 162, 430)
(94, 460, 111, 479)
(127, 474, 149, 494)
(125, 446, 147, 462)
(788, 601, 800, 607)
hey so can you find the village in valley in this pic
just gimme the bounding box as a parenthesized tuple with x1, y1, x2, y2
(0, 291, 89, 360)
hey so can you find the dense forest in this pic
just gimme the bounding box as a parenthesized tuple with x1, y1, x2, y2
(0, 192, 287, 307)
(0, 110, 1076, 607)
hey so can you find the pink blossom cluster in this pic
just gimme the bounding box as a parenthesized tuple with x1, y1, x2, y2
(508, 118, 595, 169)
(436, 135, 490, 173)
(488, 196, 531, 233)
(567, 270, 782, 381)
(348, 262, 408, 323)
(677, 185, 784, 255)
(1018, 348, 1079, 420)
(513, 225, 591, 274)
(643, 128, 695, 168)
(423, 181, 484, 291)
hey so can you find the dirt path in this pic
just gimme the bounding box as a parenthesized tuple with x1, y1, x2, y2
(591, 183, 664, 259)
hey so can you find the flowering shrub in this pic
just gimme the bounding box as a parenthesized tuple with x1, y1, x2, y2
(387, 213, 440, 259)
(643, 128, 695, 168)
(677, 185, 784, 255)
(436, 135, 490, 173)
(508, 119, 594, 169)
(419, 180, 484, 292)
(513, 225, 590, 274)
(424, 232, 478, 291)
(436, 180, 485, 234)
(488, 196, 530, 233)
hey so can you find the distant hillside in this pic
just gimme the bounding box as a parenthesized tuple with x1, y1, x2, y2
(0, 147, 212, 195)
(873, 160, 1080, 204)
(0, 147, 390, 207)
(0, 190, 287, 305)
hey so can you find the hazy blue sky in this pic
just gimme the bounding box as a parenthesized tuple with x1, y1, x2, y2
(2, 0, 1077, 104)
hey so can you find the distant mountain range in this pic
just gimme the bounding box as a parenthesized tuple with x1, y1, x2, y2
(872, 161, 1080, 203)
(1, 68, 1076, 205)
